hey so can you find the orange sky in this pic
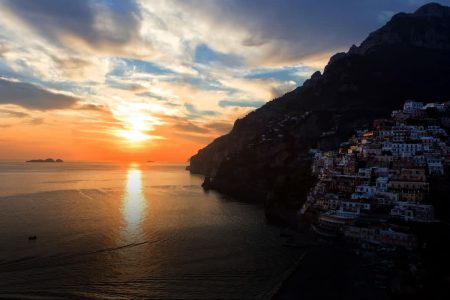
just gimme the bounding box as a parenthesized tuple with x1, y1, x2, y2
(0, 104, 226, 161)
(1, 0, 428, 161)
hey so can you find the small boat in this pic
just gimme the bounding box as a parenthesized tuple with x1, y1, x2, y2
(28, 235, 37, 241)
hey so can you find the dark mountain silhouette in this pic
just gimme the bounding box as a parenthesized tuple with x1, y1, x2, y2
(189, 3, 450, 220)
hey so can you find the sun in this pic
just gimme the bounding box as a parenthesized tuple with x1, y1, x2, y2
(114, 113, 152, 144)
(112, 106, 165, 145)
(118, 129, 150, 143)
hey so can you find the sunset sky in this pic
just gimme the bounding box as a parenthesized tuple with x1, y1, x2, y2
(1, 0, 448, 161)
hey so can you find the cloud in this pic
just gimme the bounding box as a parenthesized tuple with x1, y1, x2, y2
(108, 58, 173, 77)
(0, 108, 29, 118)
(171, 0, 450, 66)
(194, 44, 244, 67)
(244, 65, 314, 82)
(75, 103, 108, 111)
(0, 43, 10, 57)
(219, 100, 265, 108)
(27, 117, 44, 125)
(2, 0, 147, 57)
(184, 103, 218, 118)
(174, 121, 210, 134)
(53, 57, 90, 80)
(52, 56, 108, 81)
(204, 121, 232, 134)
(0, 78, 80, 110)
(1, 0, 450, 156)
(136, 91, 167, 101)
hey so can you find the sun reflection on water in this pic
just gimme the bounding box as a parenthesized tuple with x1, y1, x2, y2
(121, 164, 147, 242)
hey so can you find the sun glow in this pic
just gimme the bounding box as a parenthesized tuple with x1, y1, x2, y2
(121, 164, 147, 242)
(113, 110, 160, 144)
(117, 129, 151, 142)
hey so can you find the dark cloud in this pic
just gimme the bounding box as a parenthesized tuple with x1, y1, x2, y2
(106, 78, 146, 92)
(177, 0, 450, 64)
(205, 121, 232, 134)
(3, 0, 141, 50)
(184, 103, 218, 118)
(219, 100, 265, 108)
(136, 92, 167, 101)
(0, 108, 29, 118)
(174, 122, 210, 134)
(75, 103, 107, 112)
(156, 114, 211, 134)
(0, 43, 9, 57)
(52, 56, 93, 79)
(27, 118, 44, 125)
(0, 78, 80, 110)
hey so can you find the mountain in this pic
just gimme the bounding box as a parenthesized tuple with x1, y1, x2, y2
(189, 3, 450, 220)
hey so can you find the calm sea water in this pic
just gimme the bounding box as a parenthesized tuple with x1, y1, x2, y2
(0, 161, 300, 299)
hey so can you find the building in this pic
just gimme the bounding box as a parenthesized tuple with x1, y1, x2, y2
(403, 100, 424, 113)
(344, 226, 416, 249)
(351, 184, 377, 199)
(376, 177, 389, 192)
(374, 191, 399, 206)
(341, 200, 371, 212)
(388, 143, 423, 156)
(314, 210, 359, 236)
(305, 100, 447, 248)
(423, 102, 446, 112)
(391, 168, 426, 182)
(390, 202, 434, 222)
(427, 157, 444, 175)
(329, 174, 367, 194)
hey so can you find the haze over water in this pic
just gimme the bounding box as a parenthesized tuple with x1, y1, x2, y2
(0, 162, 299, 299)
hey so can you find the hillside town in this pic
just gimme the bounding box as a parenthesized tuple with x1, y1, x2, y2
(302, 100, 450, 251)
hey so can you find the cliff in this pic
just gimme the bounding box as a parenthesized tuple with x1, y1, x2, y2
(189, 3, 450, 218)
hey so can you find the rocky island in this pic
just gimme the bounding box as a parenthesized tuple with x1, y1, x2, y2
(26, 158, 64, 163)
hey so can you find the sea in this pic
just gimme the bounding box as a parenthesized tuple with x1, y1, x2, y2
(0, 161, 301, 299)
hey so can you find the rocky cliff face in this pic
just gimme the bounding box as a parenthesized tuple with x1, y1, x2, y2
(189, 3, 450, 217)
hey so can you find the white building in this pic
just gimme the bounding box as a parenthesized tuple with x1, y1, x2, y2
(351, 185, 377, 199)
(409, 126, 426, 139)
(427, 157, 444, 175)
(375, 191, 399, 206)
(413, 155, 426, 167)
(427, 126, 447, 137)
(344, 226, 416, 249)
(423, 103, 446, 112)
(376, 177, 389, 192)
(388, 143, 423, 156)
(358, 168, 372, 178)
(403, 100, 424, 113)
(341, 200, 371, 212)
(390, 202, 434, 222)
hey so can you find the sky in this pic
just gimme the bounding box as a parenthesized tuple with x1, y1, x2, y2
(0, 0, 449, 161)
